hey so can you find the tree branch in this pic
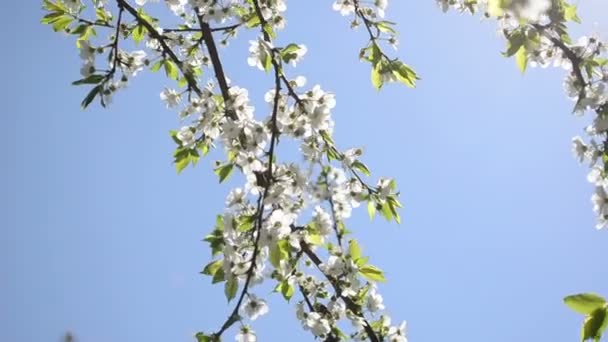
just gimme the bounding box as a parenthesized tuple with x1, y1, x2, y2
(116, 0, 203, 96)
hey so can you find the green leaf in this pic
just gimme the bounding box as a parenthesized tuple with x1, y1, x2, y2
(237, 214, 256, 232)
(263, 23, 276, 40)
(352, 160, 371, 176)
(195, 332, 211, 342)
(178, 77, 188, 88)
(281, 43, 301, 64)
(263, 50, 272, 72)
(133, 24, 147, 45)
(582, 307, 608, 342)
(150, 59, 164, 72)
(269, 240, 289, 268)
(96, 8, 110, 23)
(355, 256, 369, 267)
(348, 239, 362, 260)
(164, 60, 179, 80)
(278, 280, 294, 301)
(213, 163, 234, 183)
(504, 31, 525, 57)
(376, 21, 396, 34)
(174, 148, 199, 174)
(202, 259, 223, 277)
(359, 264, 386, 282)
(367, 200, 376, 220)
(515, 46, 528, 74)
(72, 74, 105, 86)
(245, 13, 261, 28)
(565, 293, 607, 315)
(175, 155, 190, 173)
(42, 0, 66, 12)
(369, 43, 382, 65)
(211, 267, 225, 284)
(306, 233, 323, 246)
(380, 201, 393, 222)
(371, 63, 383, 90)
(387, 197, 401, 224)
(224, 277, 238, 302)
(391, 61, 418, 88)
(80, 85, 101, 109)
(51, 15, 72, 32)
(41, 11, 65, 24)
(564, 4, 581, 23)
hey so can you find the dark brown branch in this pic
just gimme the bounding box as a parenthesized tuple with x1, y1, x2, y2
(164, 23, 241, 33)
(196, 13, 236, 120)
(116, 0, 203, 96)
(533, 24, 587, 100)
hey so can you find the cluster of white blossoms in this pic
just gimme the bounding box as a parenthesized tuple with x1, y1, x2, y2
(438, 0, 608, 229)
(45, 0, 410, 340)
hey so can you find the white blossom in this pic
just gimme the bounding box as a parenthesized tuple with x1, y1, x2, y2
(333, 0, 355, 16)
(387, 321, 408, 342)
(176, 126, 196, 148)
(304, 312, 331, 337)
(367, 286, 385, 312)
(242, 295, 269, 320)
(235, 327, 257, 342)
(160, 88, 181, 108)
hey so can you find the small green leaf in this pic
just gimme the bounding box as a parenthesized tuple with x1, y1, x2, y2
(195, 332, 211, 342)
(72, 74, 105, 85)
(367, 200, 376, 220)
(306, 233, 323, 246)
(150, 59, 164, 72)
(348, 239, 362, 260)
(211, 267, 225, 284)
(263, 50, 272, 72)
(380, 201, 393, 222)
(355, 256, 369, 267)
(245, 13, 261, 28)
(164, 60, 179, 80)
(96, 8, 110, 23)
(224, 277, 238, 302)
(202, 259, 223, 277)
(352, 160, 371, 176)
(391, 61, 418, 88)
(515, 46, 528, 74)
(370, 43, 382, 65)
(133, 24, 147, 44)
(565, 293, 607, 315)
(175, 156, 190, 173)
(42, 0, 66, 12)
(279, 280, 294, 301)
(582, 307, 608, 342)
(41, 11, 64, 25)
(564, 4, 581, 23)
(52, 15, 72, 32)
(504, 31, 525, 57)
(270, 240, 289, 268)
(280, 43, 301, 63)
(371, 63, 383, 90)
(80, 85, 101, 109)
(376, 21, 396, 34)
(237, 215, 256, 232)
(214, 163, 234, 183)
(359, 264, 386, 282)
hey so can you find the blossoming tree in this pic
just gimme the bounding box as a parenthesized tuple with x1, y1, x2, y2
(41, 0, 607, 341)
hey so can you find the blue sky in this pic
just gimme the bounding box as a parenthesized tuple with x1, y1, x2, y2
(4, 1, 608, 341)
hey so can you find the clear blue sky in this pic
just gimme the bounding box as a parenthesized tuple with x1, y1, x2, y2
(4, 1, 608, 341)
